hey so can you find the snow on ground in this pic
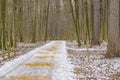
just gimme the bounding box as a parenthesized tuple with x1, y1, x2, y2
(67, 41, 120, 80)
(0, 42, 46, 67)
(66, 40, 107, 49)
(0, 41, 52, 78)
(0, 41, 74, 80)
(0, 40, 120, 80)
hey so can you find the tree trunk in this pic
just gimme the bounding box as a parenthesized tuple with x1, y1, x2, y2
(0, 0, 2, 49)
(44, 0, 50, 42)
(85, 0, 90, 43)
(92, 0, 100, 45)
(1, 0, 7, 59)
(69, 0, 81, 46)
(12, 0, 17, 56)
(106, 0, 120, 58)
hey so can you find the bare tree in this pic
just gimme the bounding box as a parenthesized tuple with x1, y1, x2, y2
(92, 0, 100, 45)
(106, 0, 120, 58)
(44, 0, 50, 42)
(69, 0, 81, 46)
(1, 0, 7, 59)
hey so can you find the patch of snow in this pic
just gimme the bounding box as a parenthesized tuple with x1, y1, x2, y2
(67, 46, 120, 80)
(0, 41, 74, 80)
(52, 46, 74, 80)
(0, 41, 55, 78)
(67, 47, 107, 51)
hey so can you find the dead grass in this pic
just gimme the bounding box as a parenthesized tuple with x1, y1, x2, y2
(36, 56, 56, 58)
(2, 76, 48, 80)
(46, 46, 57, 52)
(38, 52, 50, 54)
(24, 62, 53, 67)
(37, 42, 63, 54)
(38, 51, 63, 54)
(46, 42, 62, 52)
(53, 52, 63, 54)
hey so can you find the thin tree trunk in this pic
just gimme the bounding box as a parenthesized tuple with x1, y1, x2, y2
(44, 0, 50, 42)
(69, 0, 81, 46)
(85, 0, 90, 43)
(12, 0, 17, 56)
(1, 0, 7, 59)
(92, 0, 100, 45)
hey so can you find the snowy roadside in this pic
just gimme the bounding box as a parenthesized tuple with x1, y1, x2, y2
(66, 40, 107, 49)
(66, 41, 120, 80)
(1, 40, 118, 80)
(0, 42, 47, 67)
(52, 42, 74, 80)
(0, 41, 74, 80)
(0, 41, 54, 78)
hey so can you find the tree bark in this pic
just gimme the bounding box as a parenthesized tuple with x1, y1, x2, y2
(69, 0, 81, 46)
(1, 0, 7, 59)
(44, 0, 50, 42)
(106, 0, 120, 58)
(92, 0, 100, 45)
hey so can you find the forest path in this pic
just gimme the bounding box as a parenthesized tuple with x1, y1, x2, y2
(0, 41, 73, 80)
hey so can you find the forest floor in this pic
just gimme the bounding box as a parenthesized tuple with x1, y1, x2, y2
(67, 41, 120, 80)
(0, 41, 120, 80)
